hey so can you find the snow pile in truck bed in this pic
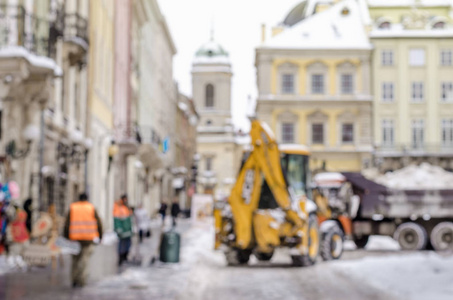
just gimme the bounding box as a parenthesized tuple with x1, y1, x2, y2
(332, 252, 453, 300)
(366, 163, 453, 190)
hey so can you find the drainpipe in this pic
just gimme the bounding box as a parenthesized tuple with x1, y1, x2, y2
(38, 107, 45, 210)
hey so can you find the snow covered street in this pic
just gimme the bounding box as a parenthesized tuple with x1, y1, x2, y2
(2, 220, 453, 300)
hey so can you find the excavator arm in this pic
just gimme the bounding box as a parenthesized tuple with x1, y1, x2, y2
(228, 120, 307, 249)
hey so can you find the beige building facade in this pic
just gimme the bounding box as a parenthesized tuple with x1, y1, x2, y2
(256, 0, 373, 173)
(369, 1, 453, 171)
(192, 38, 243, 199)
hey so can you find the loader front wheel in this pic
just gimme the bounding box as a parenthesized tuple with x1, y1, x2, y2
(292, 214, 319, 267)
(320, 225, 344, 261)
(225, 249, 251, 265)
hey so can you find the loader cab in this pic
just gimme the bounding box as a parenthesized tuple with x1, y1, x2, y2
(280, 145, 311, 200)
(257, 144, 311, 209)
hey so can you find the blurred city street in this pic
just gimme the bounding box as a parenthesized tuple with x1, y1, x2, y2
(1, 219, 452, 300)
(0, 0, 453, 299)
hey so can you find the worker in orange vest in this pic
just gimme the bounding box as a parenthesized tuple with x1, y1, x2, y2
(113, 194, 133, 266)
(64, 193, 103, 288)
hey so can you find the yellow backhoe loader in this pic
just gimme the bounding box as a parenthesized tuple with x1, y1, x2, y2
(214, 120, 320, 266)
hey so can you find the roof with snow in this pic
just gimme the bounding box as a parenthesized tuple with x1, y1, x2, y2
(261, 0, 372, 51)
(367, 0, 453, 7)
(193, 39, 230, 65)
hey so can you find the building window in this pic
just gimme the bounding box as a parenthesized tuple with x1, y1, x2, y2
(281, 123, 295, 143)
(441, 82, 453, 102)
(281, 74, 295, 94)
(411, 82, 424, 102)
(381, 50, 394, 66)
(433, 22, 446, 29)
(409, 49, 425, 66)
(341, 74, 353, 94)
(382, 82, 394, 102)
(312, 74, 324, 94)
(441, 50, 452, 66)
(442, 119, 453, 147)
(206, 157, 213, 171)
(205, 84, 214, 108)
(382, 119, 394, 146)
(342, 123, 354, 143)
(412, 119, 424, 149)
(379, 21, 391, 29)
(312, 123, 324, 144)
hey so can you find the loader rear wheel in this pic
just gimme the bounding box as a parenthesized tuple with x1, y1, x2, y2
(430, 222, 453, 252)
(254, 252, 273, 261)
(353, 235, 369, 249)
(225, 249, 251, 265)
(394, 222, 427, 251)
(291, 214, 319, 267)
(320, 225, 344, 261)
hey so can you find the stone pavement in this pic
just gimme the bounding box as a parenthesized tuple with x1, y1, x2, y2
(0, 217, 188, 300)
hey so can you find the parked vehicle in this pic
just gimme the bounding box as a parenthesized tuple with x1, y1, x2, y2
(313, 172, 453, 252)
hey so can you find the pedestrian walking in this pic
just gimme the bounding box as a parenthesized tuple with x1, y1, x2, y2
(113, 194, 133, 266)
(134, 203, 150, 244)
(158, 202, 168, 225)
(63, 193, 103, 288)
(171, 199, 180, 227)
(23, 198, 32, 233)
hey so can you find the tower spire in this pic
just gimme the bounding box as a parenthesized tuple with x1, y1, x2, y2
(210, 18, 214, 41)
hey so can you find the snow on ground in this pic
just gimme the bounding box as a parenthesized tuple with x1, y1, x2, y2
(364, 163, 453, 190)
(344, 235, 401, 251)
(332, 252, 453, 300)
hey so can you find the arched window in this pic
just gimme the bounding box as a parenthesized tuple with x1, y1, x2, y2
(205, 84, 214, 108)
(379, 21, 391, 29)
(433, 22, 445, 29)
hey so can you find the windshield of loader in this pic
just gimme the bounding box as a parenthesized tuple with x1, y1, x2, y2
(281, 154, 311, 200)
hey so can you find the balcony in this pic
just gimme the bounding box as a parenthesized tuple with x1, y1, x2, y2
(0, 5, 61, 100)
(62, 12, 88, 62)
(375, 144, 453, 158)
(0, 5, 62, 58)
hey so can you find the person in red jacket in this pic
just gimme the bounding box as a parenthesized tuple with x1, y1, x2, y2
(64, 193, 103, 288)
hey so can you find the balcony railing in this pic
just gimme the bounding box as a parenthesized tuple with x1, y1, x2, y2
(375, 143, 453, 157)
(0, 5, 62, 58)
(63, 13, 88, 45)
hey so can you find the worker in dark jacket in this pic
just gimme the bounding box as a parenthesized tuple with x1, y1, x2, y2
(64, 193, 103, 288)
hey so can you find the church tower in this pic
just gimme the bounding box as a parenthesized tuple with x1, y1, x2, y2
(192, 38, 238, 198)
(192, 38, 233, 131)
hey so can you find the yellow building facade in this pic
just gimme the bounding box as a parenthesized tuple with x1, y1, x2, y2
(369, 1, 453, 171)
(256, 0, 373, 172)
(87, 0, 116, 227)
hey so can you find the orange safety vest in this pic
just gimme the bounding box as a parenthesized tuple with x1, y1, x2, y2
(69, 201, 99, 241)
(113, 201, 131, 219)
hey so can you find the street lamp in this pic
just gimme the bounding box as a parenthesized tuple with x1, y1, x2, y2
(5, 124, 40, 159)
(107, 141, 119, 172)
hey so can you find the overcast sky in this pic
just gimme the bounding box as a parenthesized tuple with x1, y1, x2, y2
(157, 0, 302, 131)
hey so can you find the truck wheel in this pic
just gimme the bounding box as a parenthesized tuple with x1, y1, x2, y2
(225, 249, 251, 265)
(430, 222, 453, 252)
(320, 225, 344, 261)
(254, 252, 273, 261)
(292, 214, 319, 267)
(353, 235, 369, 249)
(394, 222, 428, 250)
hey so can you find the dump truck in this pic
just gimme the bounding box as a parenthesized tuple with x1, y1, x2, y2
(214, 120, 320, 266)
(313, 172, 453, 251)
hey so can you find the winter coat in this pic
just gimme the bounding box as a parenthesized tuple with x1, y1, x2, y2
(113, 201, 133, 239)
(134, 207, 150, 231)
(158, 203, 168, 216)
(171, 203, 180, 218)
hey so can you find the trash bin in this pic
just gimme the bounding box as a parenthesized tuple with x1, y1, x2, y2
(159, 229, 180, 263)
